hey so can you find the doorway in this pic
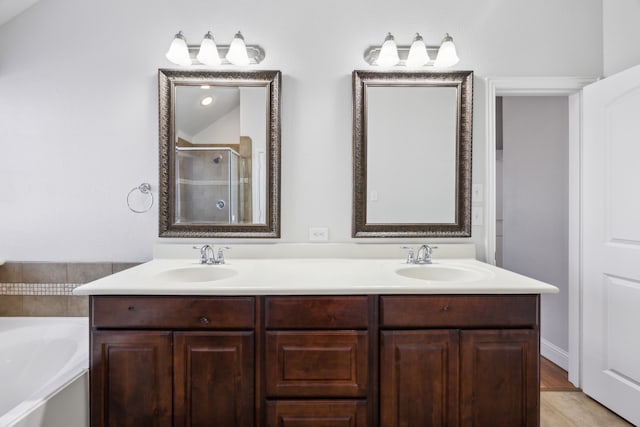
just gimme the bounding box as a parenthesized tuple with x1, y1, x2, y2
(495, 95, 570, 370)
(485, 77, 595, 386)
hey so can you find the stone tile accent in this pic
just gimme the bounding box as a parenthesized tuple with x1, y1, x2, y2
(67, 296, 90, 317)
(0, 295, 23, 316)
(112, 263, 140, 274)
(22, 295, 68, 316)
(68, 263, 113, 283)
(22, 263, 68, 283)
(0, 261, 142, 316)
(0, 263, 23, 282)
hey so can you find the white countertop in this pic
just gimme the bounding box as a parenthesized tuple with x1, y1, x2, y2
(73, 256, 559, 296)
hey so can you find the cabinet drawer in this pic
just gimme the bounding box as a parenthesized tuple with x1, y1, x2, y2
(266, 400, 368, 427)
(265, 331, 368, 398)
(380, 295, 539, 328)
(265, 296, 369, 329)
(91, 296, 254, 329)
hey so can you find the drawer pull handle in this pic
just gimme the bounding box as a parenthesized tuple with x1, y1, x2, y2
(127, 306, 135, 311)
(199, 316, 210, 324)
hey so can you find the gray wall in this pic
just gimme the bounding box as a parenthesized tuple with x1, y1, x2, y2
(501, 96, 569, 354)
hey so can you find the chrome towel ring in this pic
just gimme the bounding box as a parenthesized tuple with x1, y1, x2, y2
(127, 183, 153, 213)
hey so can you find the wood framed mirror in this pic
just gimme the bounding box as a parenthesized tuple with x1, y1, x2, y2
(159, 69, 281, 238)
(352, 70, 473, 238)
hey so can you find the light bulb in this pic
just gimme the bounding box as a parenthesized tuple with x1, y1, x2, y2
(434, 33, 459, 68)
(406, 33, 430, 67)
(165, 31, 191, 66)
(196, 31, 221, 66)
(226, 31, 250, 66)
(375, 33, 400, 67)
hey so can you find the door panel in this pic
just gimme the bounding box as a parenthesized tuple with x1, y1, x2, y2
(582, 64, 640, 426)
(380, 330, 459, 427)
(173, 332, 254, 427)
(91, 331, 172, 427)
(460, 330, 538, 427)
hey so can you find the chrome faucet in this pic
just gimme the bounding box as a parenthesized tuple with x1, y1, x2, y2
(415, 244, 436, 264)
(194, 245, 229, 265)
(402, 244, 437, 264)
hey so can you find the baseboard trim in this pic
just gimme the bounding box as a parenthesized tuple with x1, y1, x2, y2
(541, 338, 569, 371)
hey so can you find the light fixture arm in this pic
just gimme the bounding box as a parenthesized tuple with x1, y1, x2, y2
(364, 32, 460, 68)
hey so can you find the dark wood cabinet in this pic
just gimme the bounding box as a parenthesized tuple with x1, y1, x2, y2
(380, 330, 459, 427)
(90, 296, 255, 427)
(90, 294, 540, 427)
(460, 329, 539, 427)
(91, 331, 173, 427)
(379, 295, 539, 427)
(174, 332, 254, 427)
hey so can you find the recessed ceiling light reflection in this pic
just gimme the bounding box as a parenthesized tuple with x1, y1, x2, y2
(200, 96, 214, 106)
(200, 85, 211, 89)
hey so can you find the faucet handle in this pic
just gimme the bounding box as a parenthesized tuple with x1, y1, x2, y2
(400, 246, 415, 264)
(216, 246, 231, 264)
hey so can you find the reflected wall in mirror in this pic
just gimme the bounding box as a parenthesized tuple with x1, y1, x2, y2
(159, 69, 281, 238)
(352, 70, 473, 238)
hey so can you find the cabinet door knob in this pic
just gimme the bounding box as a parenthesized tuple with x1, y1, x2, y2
(199, 316, 210, 324)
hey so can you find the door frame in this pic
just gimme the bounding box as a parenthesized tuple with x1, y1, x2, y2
(484, 76, 596, 386)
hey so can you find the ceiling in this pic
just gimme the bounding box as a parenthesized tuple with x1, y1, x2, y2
(0, 0, 40, 27)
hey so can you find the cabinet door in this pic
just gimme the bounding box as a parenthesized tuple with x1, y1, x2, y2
(174, 331, 254, 427)
(380, 330, 459, 427)
(266, 400, 367, 427)
(460, 330, 539, 427)
(91, 330, 172, 427)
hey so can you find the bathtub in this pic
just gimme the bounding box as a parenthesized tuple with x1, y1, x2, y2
(0, 317, 89, 427)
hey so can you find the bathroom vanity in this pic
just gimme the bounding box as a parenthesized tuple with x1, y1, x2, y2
(76, 246, 556, 427)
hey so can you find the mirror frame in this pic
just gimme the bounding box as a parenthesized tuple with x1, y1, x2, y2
(352, 70, 473, 238)
(158, 69, 281, 238)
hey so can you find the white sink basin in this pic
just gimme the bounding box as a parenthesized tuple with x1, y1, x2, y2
(154, 266, 237, 283)
(395, 265, 485, 282)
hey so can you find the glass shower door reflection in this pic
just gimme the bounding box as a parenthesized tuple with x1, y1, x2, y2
(175, 147, 240, 224)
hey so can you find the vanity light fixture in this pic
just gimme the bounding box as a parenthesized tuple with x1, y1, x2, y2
(165, 31, 191, 66)
(165, 30, 265, 66)
(434, 33, 459, 68)
(364, 32, 460, 68)
(375, 33, 400, 67)
(226, 31, 250, 66)
(406, 33, 430, 67)
(196, 31, 221, 66)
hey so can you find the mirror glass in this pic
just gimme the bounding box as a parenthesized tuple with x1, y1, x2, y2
(352, 70, 473, 238)
(159, 70, 281, 238)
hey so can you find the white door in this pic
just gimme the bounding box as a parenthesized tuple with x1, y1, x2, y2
(582, 64, 640, 425)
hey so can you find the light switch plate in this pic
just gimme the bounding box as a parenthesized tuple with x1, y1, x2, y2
(472, 206, 483, 226)
(472, 184, 484, 203)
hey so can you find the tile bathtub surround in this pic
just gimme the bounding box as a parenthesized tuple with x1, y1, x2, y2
(0, 262, 140, 316)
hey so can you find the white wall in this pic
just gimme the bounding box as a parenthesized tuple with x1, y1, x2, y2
(502, 96, 569, 354)
(0, 0, 603, 262)
(192, 106, 240, 145)
(239, 87, 267, 223)
(604, 0, 640, 76)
